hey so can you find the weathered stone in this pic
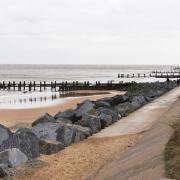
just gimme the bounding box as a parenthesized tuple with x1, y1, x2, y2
(72, 125, 92, 142)
(76, 114, 101, 133)
(0, 148, 28, 167)
(31, 123, 63, 141)
(130, 95, 146, 109)
(39, 139, 64, 155)
(0, 166, 8, 178)
(0, 128, 40, 159)
(96, 107, 119, 123)
(110, 95, 129, 105)
(54, 109, 76, 122)
(75, 100, 95, 119)
(114, 102, 135, 116)
(0, 124, 12, 146)
(95, 100, 111, 108)
(56, 118, 72, 124)
(98, 113, 113, 128)
(32, 113, 56, 127)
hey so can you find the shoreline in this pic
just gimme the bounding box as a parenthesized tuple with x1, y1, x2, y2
(0, 90, 123, 130)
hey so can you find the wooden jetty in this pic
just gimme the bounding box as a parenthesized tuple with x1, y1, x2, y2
(0, 81, 126, 92)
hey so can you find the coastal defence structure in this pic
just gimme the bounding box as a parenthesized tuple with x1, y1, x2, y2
(118, 67, 180, 79)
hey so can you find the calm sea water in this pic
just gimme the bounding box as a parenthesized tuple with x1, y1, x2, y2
(0, 64, 171, 83)
(0, 64, 172, 109)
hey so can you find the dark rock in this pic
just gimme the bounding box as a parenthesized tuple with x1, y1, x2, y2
(114, 102, 135, 116)
(0, 148, 28, 167)
(98, 113, 113, 129)
(56, 118, 72, 124)
(130, 95, 146, 109)
(0, 128, 40, 159)
(39, 139, 64, 155)
(0, 124, 12, 146)
(75, 100, 95, 119)
(57, 124, 91, 146)
(110, 95, 129, 105)
(54, 109, 76, 122)
(31, 122, 63, 141)
(96, 107, 119, 123)
(32, 113, 56, 127)
(0, 166, 8, 178)
(95, 100, 111, 108)
(76, 114, 101, 133)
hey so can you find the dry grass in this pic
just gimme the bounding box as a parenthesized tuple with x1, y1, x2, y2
(164, 119, 180, 180)
(14, 134, 141, 180)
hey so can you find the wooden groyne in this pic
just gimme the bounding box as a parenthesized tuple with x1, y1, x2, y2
(0, 81, 126, 92)
(118, 72, 180, 79)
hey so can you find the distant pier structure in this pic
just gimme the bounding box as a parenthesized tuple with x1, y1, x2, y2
(118, 66, 180, 79)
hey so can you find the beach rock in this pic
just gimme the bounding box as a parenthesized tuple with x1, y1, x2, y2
(54, 109, 76, 122)
(114, 102, 135, 116)
(39, 139, 64, 155)
(31, 123, 63, 141)
(95, 100, 111, 108)
(0, 128, 40, 159)
(98, 113, 113, 128)
(0, 166, 8, 178)
(73, 125, 92, 142)
(75, 100, 95, 119)
(0, 148, 28, 167)
(32, 113, 56, 127)
(0, 124, 12, 146)
(110, 95, 129, 105)
(76, 114, 101, 134)
(56, 118, 72, 124)
(96, 107, 119, 123)
(130, 95, 146, 109)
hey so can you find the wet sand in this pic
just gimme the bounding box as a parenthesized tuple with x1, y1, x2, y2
(0, 90, 122, 130)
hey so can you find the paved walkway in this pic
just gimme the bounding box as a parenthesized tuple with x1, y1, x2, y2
(94, 87, 180, 180)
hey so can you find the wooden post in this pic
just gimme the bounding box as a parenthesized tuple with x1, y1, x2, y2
(40, 81, 42, 92)
(29, 82, 32, 91)
(54, 81, 57, 92)
(44, 81, 46, 90)
(13, 81, 15, 91)
(33, 81, 36, 91)
(23, 81, 26, 91)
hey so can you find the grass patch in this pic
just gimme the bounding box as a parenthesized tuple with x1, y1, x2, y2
(164, 119, 180, 180)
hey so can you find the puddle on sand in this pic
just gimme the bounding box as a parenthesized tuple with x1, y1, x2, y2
(0, 91, 110, 109)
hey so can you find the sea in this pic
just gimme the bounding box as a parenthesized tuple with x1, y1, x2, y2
(0, 64, 172, 109)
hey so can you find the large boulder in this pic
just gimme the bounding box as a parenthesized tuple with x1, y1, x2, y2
(0, 165, 8, 178)
(75, 100, 95, 119)
(32, 113, 56, 127)
(54, 109, 76, 122)
(0, 124, 12, 146)
(0, 128, 40, 159)
(57, 124, 91, 146)
(114, 102, 135, 116)
(98, 113, 113, 129)
(95, 100, 111, 108)
(109, 95, 129, 105)
(31, 122, 63, 141)
(76, 114, 101, 134)
(56, 118, 72, 124)
(96, 107, 119, 123)
(39, 139, 64, 155)
(130, 95, 146, 109)
(0, 148, 28, 167)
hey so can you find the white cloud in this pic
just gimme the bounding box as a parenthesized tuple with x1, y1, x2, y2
(0, 0, 180, 64)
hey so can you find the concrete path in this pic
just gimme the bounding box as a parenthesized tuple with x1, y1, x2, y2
(94, 87, 180, 180)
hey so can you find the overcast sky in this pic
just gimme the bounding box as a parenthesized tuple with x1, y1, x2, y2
(0, 0, 180, 65)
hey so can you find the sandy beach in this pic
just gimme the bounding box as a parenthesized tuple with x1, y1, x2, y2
(0, 90, 123, 130)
